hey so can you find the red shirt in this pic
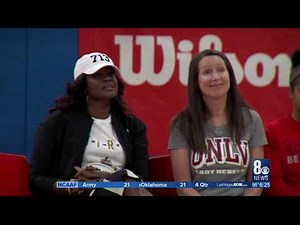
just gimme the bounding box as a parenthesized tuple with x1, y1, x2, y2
(263, 114, 300, 196)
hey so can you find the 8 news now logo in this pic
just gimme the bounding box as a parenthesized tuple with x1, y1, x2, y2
(252, 159, 270, 181)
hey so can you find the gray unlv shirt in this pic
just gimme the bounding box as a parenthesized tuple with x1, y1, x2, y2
(168, 108, 267, 196)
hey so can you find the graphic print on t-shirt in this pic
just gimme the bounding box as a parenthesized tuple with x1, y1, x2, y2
(81, 115, 125, 173)
(191, 137, 249, 175)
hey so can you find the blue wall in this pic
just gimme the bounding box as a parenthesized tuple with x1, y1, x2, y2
(0, 28, 78, 163)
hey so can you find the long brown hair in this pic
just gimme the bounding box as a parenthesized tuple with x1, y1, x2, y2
(171, 49, 251, 153)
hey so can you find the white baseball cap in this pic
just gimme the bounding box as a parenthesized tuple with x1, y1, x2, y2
(73, 52, 120, 80)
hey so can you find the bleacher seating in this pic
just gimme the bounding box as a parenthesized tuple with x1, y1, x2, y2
(0, 153, 32, 196)
(149, 154, 177, 196)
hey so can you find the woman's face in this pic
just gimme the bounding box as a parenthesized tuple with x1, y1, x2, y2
(291, 79, 300, 113)
(198, 55, 230, 99)
(86, 66, 118, 101)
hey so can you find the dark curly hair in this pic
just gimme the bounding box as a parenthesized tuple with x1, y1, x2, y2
(291, 49, 300, 68)
(49, 74, 130, 115)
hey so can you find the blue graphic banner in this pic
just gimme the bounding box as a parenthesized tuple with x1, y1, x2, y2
(56, 181, 270, 189)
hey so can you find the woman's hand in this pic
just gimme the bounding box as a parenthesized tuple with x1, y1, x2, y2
(55, 166, 111, 196)
(74, 166, 111, 181)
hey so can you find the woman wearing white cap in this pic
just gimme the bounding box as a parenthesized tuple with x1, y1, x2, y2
(30, 52, 151, 196)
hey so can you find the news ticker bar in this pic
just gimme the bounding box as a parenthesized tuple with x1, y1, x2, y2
(57, 181, 270, 189)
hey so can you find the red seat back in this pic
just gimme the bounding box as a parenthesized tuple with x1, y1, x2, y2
(0, 153, 32, 196)
(149, 154, 177, 196)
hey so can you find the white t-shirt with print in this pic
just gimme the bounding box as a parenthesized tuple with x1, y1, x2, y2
(81, 115, 125, 174)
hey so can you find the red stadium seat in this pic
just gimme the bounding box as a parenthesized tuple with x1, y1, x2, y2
(0, 153, 32, 196)
(149, 154, 177, 196)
